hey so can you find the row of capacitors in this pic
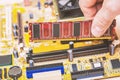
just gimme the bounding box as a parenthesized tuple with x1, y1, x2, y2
(0, 68, 7, 80)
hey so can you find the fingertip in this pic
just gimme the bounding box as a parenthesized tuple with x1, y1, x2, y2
(91, 8, 114, 37)
(91, 25, 105, 37)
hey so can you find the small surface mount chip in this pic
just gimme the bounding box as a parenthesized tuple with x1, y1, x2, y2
(72, 64, 78, 72)
(111, 59, 120, 69)
(92, 62, 103, 69)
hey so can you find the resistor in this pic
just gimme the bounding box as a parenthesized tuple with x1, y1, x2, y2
(67, 49, 73, 62)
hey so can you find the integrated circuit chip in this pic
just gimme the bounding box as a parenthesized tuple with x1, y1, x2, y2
(0, 55, 12, 66)
(32, 24, 40, 39)
(72, 64, 78, 72)
(73, 22, 80, 36)
(111, 59, 120, 69)
(92, 62, 102, 69)
(53, 23, 60, 37)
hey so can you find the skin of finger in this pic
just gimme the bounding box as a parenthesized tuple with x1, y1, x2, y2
(79, 0, 97, 18)
(79, 0, 103, 19)
(96, 3, 102, 11)
(115, 15, 120, 41)
(91, 8, 114, 37)
(91, 0, 120, 37)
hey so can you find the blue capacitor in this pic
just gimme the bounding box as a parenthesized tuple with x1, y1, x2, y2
(37, 1, 41, 10)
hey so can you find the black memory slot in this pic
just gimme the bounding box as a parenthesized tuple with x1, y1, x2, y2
(73, 47, 109, 57)
(53, 23, 60, 37)
(71, 67, 104, 80)
(26, 63, 63, 71)
(17, 12, 23, 43)
(33, 24, 40, 39)
(60, 40, 93, 44)
(33, 54, 67, 63)
(74, 22, 80, 36)
(27, 50, 68, 63)
(27, 43, 109, 63)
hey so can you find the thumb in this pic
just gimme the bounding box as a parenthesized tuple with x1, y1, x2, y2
(91, 7, 117, 37)
(115, 15, 120, 41)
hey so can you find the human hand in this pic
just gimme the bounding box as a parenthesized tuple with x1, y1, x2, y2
(116, 15, 120, 41)
(79, 0, 120, 37)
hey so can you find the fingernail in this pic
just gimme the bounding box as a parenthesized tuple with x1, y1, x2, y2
(92, 26, 103, 37)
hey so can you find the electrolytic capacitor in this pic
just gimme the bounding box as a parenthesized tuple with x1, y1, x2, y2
(0, 69, 2, 79)
(28, 48, 33, 59)
(13, 50, 19, 58)
(67, 49, 73, 62)
(24, 26, 28, 32)
(13, 30, 18, 37)
(29, 60, 34, 67)
(29, 48, 33, 54)
(109, 44, 115, 56)
(4, 68, 7, 79)
(13, 24, 18, 30)
(69, 41, 74, 49)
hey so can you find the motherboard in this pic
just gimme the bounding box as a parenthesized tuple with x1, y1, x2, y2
(0, 0, 120, 80)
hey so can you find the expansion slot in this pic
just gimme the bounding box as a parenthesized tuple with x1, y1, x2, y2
(71, 67, 104, 80)
(26, 63, 64, 79)
(27, 43, 110, 63)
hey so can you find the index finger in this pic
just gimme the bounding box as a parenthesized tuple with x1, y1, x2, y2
(115, 15, 120, 41)
(79, 0, 102, 19)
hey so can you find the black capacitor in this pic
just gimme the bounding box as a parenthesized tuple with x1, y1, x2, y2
(13, 24, 18, 30)
(13, 50, 19, 58)
(28, 48, 33, 59)
(102, 57, 106, 60)
(13, 30, 18, 37)
(69, 41, 74, 49)
(29, 60, 34, 67)
(29, 48, 33, 54)
(24, 26, 28, 32)
(89, 59, 93, 62)
(109, 44, 115, 56)
(4, 68, 7, 79)
(0, 69, 2, 79)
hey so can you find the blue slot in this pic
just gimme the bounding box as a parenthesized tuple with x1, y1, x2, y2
(26, 66, 64, 79)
